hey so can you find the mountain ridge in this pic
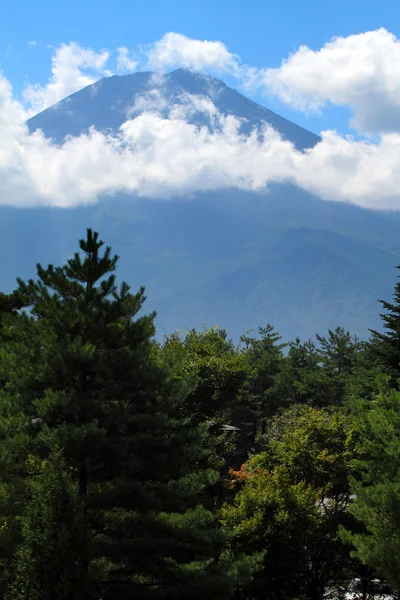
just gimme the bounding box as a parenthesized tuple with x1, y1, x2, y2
(27, 68, 320, 150)
(0, 69, 395, 341)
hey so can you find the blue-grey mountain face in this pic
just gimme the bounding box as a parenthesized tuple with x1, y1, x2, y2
(28, 68, 320, 151)
(3, 69, 397, 342)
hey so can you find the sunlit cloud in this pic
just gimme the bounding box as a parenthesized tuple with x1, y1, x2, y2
(2, 30, 400, 210)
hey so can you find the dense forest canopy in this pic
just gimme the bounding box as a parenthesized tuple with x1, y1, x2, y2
(0, 229, 400, 599)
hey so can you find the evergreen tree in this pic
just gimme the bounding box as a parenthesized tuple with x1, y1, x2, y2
(316, 327, 361, 375)
(277, 329, 362, 409)
(237, 324, 285, 445)
(0, 291, 32, 592)
(0, 230, 234, 599)
(341, 383, 400, 592)
(275, 337, 321, 406)
(370, 264, 400, 385)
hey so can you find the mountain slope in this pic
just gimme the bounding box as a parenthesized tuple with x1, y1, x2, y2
(0, 70, 395, 342)
(27, 68, 320, 151)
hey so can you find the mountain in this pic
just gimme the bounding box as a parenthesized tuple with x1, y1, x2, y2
(1, 69, 398, 342)
(28, 68, 320, 150)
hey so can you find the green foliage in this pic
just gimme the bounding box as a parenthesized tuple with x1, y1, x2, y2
(316, 326, 362, 375)
(342, 384, 400, 591)
(1, 229, 400, 599)
(370, 264, 400, 385)
(261, 405, 355, 494)
(0, 230, 234, 599)
(160, 326, 251, 494)
(222, 406, 357, 600)
(162, 326, 249, 424)
(5, 448, 92, 600)
(277, 328, 363, 409)
(234, 325, 285, 452)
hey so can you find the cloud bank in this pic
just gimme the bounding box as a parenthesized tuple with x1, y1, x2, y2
(3, 30, 400, 210)
(259, 28, 400, 136)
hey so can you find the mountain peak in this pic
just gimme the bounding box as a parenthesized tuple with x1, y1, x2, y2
(27, 69, 320, 150)
(168, 67, 226, 84)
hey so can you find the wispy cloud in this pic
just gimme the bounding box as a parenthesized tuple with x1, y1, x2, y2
(116, 46, 138, 74)
(146, 32, 241, 75)
(22, 42, 111, 116)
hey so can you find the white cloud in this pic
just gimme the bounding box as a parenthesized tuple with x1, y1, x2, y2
(127, 88, 169, 117)
(143, 29, 400, 137)
(259, 28, 400, 135)
(146, 32, 241, 74)
(22, 42, 111, 117)
(168, 92, 218, 122)
(26, 30, 400, 138)
(116, 46, 138, 74)
(127, 86, 218, 123)
(3, 69, 400, 210)
(3, 32, 400, 211)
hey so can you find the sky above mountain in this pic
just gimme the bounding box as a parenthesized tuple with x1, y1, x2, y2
(2, 0, 400, 209)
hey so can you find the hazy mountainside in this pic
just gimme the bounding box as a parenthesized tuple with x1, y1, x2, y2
(1, 69, 397, 341)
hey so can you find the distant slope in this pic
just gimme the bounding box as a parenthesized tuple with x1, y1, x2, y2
(0, 185, 399, 341)
(27, 68, 320, 151)
(170, 227, 397, 341)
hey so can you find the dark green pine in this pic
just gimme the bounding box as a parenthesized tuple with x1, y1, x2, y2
(0, 229, 232, 599)
(370, 264, 400, 385)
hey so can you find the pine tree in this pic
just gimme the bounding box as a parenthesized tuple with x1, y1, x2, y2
(316, 327, 362, 375)
(276, 329, 362, 410)
(341, 384, 400, 592)
(0, 229, 234, 599)
(370, 264, 400, 385)
(237, 324, 285, 444)
(0, 290, 31, 594)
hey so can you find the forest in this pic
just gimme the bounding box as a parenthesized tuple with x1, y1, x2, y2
(0, 229, 400, 600)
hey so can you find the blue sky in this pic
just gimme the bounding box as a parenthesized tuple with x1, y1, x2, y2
(1, 0, 398, 135)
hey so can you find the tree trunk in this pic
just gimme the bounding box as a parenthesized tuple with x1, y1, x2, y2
(79, 463, 87, 497)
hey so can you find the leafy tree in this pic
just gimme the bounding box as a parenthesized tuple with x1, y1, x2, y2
(222, 406, 357, 600)
(160, 326, 251, 512)
(6, 448, 92, 600)
(161, 326, 248, 426)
